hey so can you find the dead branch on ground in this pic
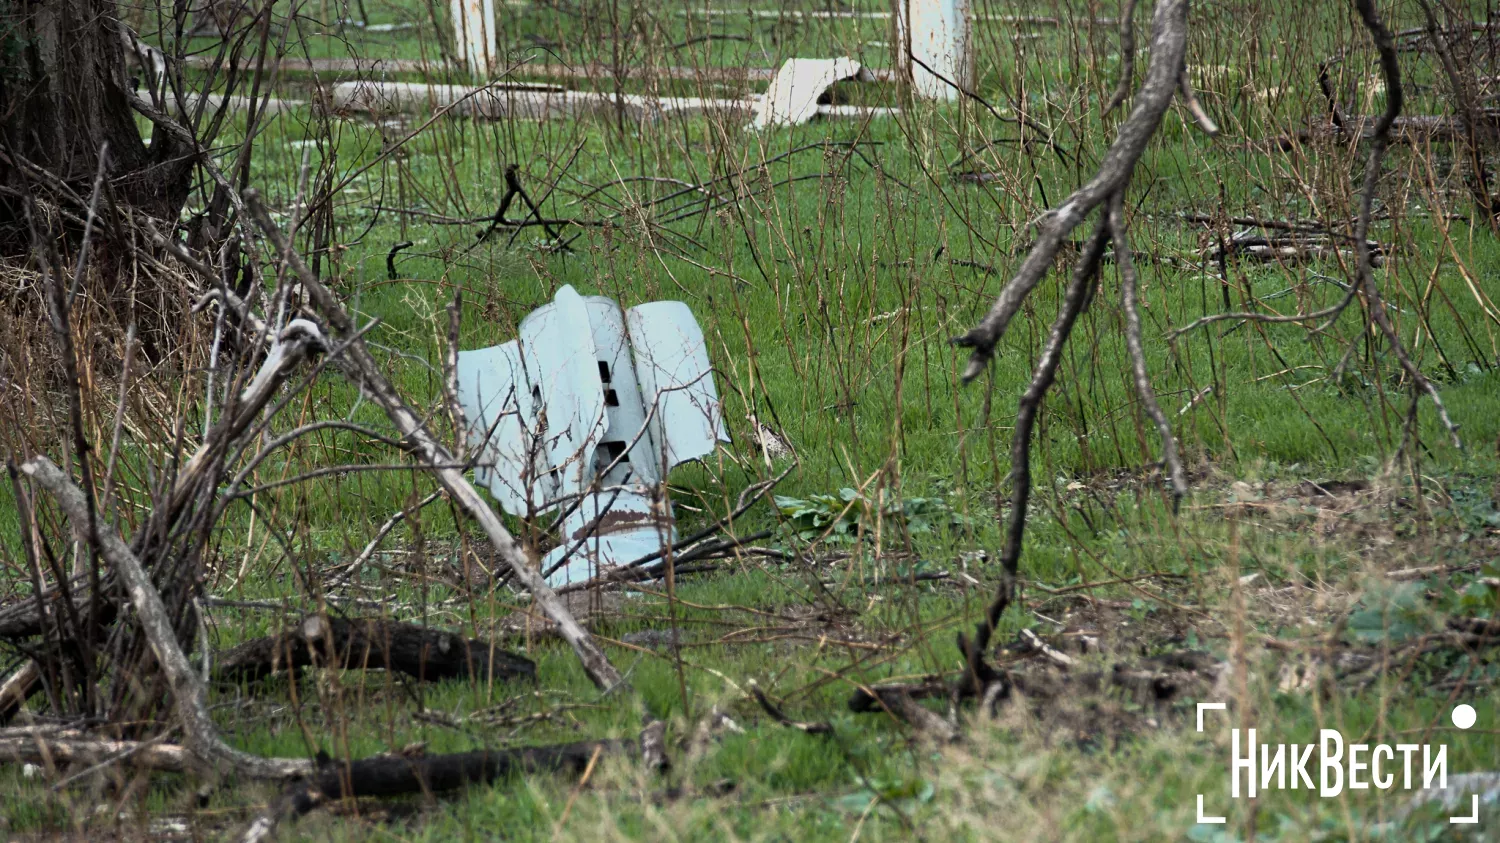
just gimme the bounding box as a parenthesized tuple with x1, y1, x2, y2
(240, 740, 623, 843)
(216, 615, 536, 684)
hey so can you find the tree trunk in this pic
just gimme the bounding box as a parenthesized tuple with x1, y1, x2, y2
(0, 0, 193, 242)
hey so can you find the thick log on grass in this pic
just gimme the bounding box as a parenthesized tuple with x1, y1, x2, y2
(240, 739, 623, 842)
(216, 616, 535, 684)
(304, 741, 610, 798)
(0, 733, 196, 775)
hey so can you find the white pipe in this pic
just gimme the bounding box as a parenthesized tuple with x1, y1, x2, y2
(332, 80, 901, 124)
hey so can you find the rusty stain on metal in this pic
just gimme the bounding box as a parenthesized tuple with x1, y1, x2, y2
(568, 509, 674, 542)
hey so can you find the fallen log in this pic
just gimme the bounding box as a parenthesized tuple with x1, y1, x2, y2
(216, 615, 535, 684)
(0, 731, 621, 841)
(0, 734, 196, 775)
(240, 736, 639, 843)
(290, 741, 609, 803)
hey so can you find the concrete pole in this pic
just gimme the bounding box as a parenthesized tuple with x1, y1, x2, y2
(896, 0, 972, 100)
(450, 0, 497, 75)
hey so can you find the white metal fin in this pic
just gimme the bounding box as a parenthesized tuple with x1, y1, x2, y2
(624, 301, 729, 468)
(542, 486, 674, 587)
(458, 288, 724, 584)
(581, 296, 661, 485)
(454, 341, 541, 514)
(518, 285, 606, 509)
(750, 57, 870, 128)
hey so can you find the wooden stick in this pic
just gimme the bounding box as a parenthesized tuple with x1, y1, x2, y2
(243, 191, 639, 700)
(20, 457, 312, 780)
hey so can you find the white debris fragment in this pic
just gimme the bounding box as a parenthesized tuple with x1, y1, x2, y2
(750, 57, 871, 129)
(332, 80, 898, 126)
(456, 286, 731, 586)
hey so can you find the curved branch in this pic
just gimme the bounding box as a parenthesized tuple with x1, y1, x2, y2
(1177, 68, 1220, 136)
(1102, 0, 1139, 116)
(1108, 192, 1188, 507)
(1353, 0, 1463, 449)
(960, 217, 1110, 694)
(953, 0, 1190, 382)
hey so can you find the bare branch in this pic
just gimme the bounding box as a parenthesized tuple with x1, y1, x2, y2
(19, 457, 312, 780)
(953, 0, 1189, 381)
(242, 189, 631, 695)
(960, 217, 1110, 694)
(1107, 192, 1188, 506)
(1177, 68, 1220, 136)
(1102, 0, 1139, 116)
(325, 489, 446, 588)
(1354, 0, 1463, 449)
(749, 681, 833, 735)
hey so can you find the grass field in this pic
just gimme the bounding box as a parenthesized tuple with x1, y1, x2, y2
(2, 0, 1499, 839)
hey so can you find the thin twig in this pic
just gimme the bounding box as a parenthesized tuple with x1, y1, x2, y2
(1108, 191, 1188, 506)
(1102, 0, 1139, 116)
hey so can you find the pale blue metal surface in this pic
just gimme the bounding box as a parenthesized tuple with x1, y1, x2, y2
(454, 342, 535, 511)
(542, 487, 666, 587)
(582, 297, 661, 485)
(517, 285, 606, 509)
(625, 301, 731, 468)
(455, 285, 725, 587)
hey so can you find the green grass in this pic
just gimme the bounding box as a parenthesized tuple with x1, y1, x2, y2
(4, 0, 1500, 839)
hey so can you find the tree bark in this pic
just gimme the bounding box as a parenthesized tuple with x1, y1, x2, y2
(0, 0, 192, 240)
(216, 616, 537, 685)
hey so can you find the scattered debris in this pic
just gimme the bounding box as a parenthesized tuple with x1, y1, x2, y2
(1018, 628, 1075, 668)
(750, 57, 871, 128)
(455, 285, 730, 585)
(1207, 228, 1384, 266)
(746, 412, 794, 464)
